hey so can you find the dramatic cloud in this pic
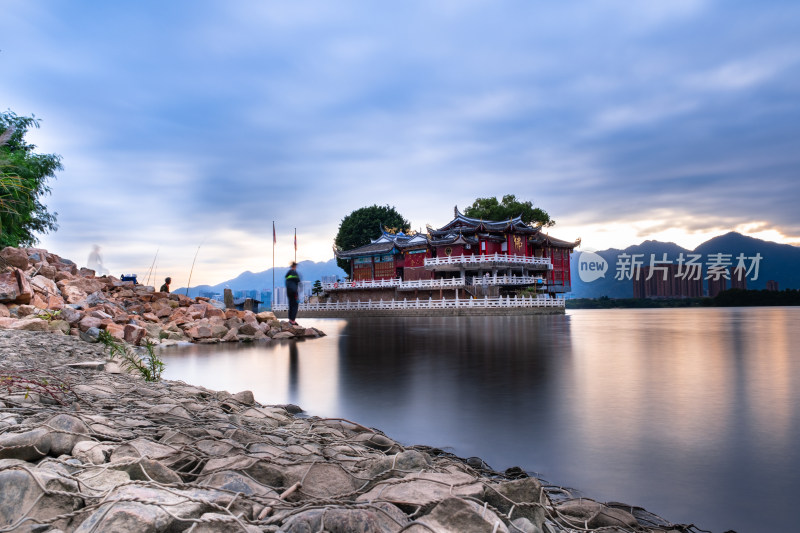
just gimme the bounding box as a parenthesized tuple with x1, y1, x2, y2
(2, 0, 799, 285)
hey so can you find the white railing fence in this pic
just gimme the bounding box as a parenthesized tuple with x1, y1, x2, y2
(425, 253, 552, 268)
(273, 294, 565, 312)
(323, 275, 547, 291)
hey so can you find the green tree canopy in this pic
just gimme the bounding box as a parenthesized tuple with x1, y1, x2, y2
(334, 204, 410, 272)
(464, 194, 554, 227)
(0, 111, 62, 247)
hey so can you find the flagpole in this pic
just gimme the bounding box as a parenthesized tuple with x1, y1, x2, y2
(272, 221, 275, 309)
(294, 228, 297, 263)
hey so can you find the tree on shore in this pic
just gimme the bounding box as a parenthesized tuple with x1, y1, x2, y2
(0, 110, 62, 247)
(334, 205, 410, 272)
(465, 194, 554, 227)
(312, 280, 323, 296)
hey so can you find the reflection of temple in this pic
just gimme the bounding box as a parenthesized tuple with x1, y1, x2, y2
(328, 207, 578, 302)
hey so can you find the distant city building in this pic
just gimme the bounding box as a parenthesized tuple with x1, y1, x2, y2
(731, 267, 747, 290)
(299, 280, 313, 301)
(766, 280, 779, 291)
(259, 290, 272, 311)
(707, 276, 728, 298)
(632, 265, 703, 298)
(273, 287, 287, 306)
(321, 275, 339, 284)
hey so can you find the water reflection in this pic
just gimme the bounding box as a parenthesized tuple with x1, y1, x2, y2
(161, 309, 800, 533)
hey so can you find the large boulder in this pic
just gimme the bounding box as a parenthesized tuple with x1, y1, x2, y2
(78, 316, 104, 332)
(72, 485, 209, 533)
(414, 497, 510, 533)
(45, 414, 91, 456)
(0, 460, 81, 532)
(0, 428, 52, 461)
(13, 269, 32, 304)
(556, 499, 639, 529)
(484, 477, 546, 525)
(357, 471, 484, 509)
(0, 271, 20, 303)
(281, 503, 409, 533)
(0, 247, 29, 269)
(123, 324, 146, 345)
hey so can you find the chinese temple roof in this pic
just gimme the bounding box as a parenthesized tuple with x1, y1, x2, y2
(428, 206, 541, 236)
(334, 208, 579, 258)
(335, 235, 397, 259)
(529, 233, 581, 249)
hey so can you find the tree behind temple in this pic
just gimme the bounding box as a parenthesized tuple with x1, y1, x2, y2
(464, 194, 554, 227)
(334, 205, 410, 272)
(312, 280, 323, 296)
(0, 110, 62, 247)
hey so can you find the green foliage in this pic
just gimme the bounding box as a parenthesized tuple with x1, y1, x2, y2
(334, 204, 410, 272)
(35, 309, 62, 321)
(464, 194, 554, 227)
(0, 110, 62, 247)
(98, 330, 165, 382)
(312, 279, 323, 296)
(0, 369, 77, 406)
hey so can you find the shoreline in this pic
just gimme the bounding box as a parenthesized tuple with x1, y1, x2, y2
(1, 329, 696, 532)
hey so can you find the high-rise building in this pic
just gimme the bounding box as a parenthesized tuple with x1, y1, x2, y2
(731, 267, 747, 290)
(766, 280, 779, 291)
(299, 281, 313, 301)
(707, 276, 728, 298)
(259, 290, 272, 311)
(633, 265, 702, 298)
(273, 287, 287, 306)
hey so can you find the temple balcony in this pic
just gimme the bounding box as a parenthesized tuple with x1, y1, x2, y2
(424, 253, 552, 271)
(322, 274, 547, 292)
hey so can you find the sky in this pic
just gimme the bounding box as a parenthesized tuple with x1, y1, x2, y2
(2, 0, 799, 287)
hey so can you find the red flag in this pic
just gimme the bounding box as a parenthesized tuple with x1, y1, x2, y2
(273, 222, 276, 244)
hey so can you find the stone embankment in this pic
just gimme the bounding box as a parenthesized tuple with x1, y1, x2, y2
(0, 330, 696, 533)
(0, 246, 322, 344)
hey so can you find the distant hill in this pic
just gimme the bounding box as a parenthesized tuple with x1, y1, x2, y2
(570, 232, 800, 299)
(175, 258, 347, 298)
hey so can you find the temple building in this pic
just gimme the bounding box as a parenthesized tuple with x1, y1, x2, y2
(327, 207, 578, 303)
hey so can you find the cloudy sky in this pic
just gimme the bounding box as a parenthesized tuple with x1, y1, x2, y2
(3, 0, 799, 287)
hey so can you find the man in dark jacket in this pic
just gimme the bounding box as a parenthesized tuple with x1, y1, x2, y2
(285, 262, 301, 325)
(160, 277, 171, 293)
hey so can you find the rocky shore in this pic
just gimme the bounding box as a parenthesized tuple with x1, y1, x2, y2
(0, 328, 698, 533)
(0, 246, 323, 345)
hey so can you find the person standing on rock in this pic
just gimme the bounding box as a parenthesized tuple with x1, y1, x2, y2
(160, 277, 171, 293)
(87, 244, 109, 276)
(285, 261, 301, 325)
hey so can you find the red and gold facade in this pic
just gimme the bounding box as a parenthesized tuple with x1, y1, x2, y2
(333, 207, 578, 298)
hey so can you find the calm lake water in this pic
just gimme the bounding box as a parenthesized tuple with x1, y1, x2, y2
(160, 308, 800, 533)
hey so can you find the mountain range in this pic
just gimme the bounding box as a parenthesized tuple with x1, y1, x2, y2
(175, 259, 347, 298)
(570, 232, 800, 299)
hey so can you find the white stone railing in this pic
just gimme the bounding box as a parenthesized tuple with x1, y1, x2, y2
(273, 295, 564, 311)
(395, 277, 466, 291)
(322, 278, 401, 290)
(424, 253, 552, 269)
(470, 275, 545, 286)
(323, 275, 546, 292)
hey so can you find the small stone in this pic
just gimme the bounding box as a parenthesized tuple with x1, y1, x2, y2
(0, 427, 51, 461)
(45, 414, 91, 456)
(231, 390, 255, 405)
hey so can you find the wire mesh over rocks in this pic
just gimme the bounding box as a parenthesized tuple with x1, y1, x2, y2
(1, 330, 707, 533)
